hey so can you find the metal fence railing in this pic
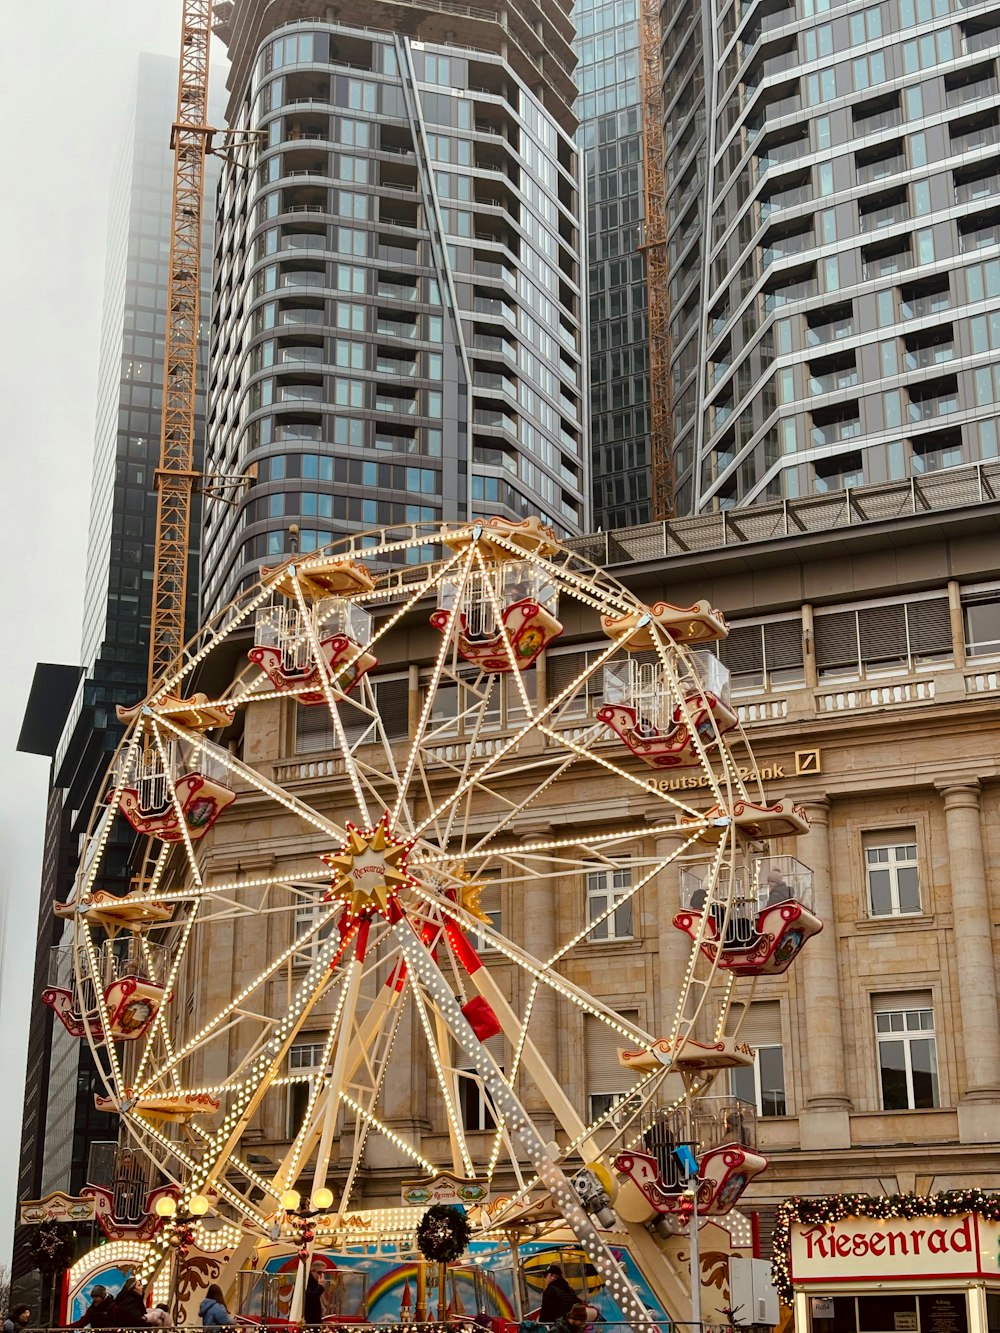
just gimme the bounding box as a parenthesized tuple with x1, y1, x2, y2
(566, 459, 1000, 567)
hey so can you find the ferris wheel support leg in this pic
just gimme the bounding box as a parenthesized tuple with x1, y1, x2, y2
(391, 921, 651, 1328)
(464, 963, 601, 1163)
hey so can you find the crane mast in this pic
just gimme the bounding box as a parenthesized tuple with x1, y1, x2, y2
(148, 0, 214, 692)
(641, 0, 674, 520)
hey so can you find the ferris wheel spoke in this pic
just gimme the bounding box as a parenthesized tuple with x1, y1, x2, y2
(391, 545, 478, 829)
(134, 904, 345, 1095)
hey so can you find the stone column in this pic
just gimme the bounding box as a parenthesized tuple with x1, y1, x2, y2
(797, 796, 852, 1149)
(936, 779, 1000, 1142)
(517, 833, 558, 1140)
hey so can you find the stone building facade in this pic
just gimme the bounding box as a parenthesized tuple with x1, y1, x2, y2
(181, 465, 1000, 1246)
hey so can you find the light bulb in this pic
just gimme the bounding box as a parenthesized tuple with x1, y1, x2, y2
(155, 1197, 177, 1218)
(281, 1189, 302, 1212)
(189, 1194, 210, 1216)
(311, 1187, 334, 1211)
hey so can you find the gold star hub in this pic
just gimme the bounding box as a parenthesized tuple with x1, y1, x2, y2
(322, 817, 414, 918)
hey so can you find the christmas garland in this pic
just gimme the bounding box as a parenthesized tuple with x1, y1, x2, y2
(771, 1189, 1000, 1303)
(416, 1203, 472, 1264)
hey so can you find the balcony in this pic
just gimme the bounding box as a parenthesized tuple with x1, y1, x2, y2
(900, 291, 951, 320)
(859, 201, 909, 232)
(949, 121, 1000, 154)
(960, 218, 1000, 249)
(278, 383, 323, 402)
(762, 227, 814, 265)
(760, 182, 811, 219)
(863, 247, 911, 280)
(811, 416, 862, 446)
(280, 269, 325, 288)
(276, 345, 323, 365)
(376, 357, 418, 378)
(806, 313, 855, 346)
(377, 281, 418, 302)
(376, 318, 418, 340)
(857, 153, 907, 186)
(277, 307, 324, 326)
(809, 366, 859, 395)
(908, 392, 959, 421)
(852, 106, 903, 136)
(946, 73, 999, 107)
(473, 371, 517, 397)
(903, 342, 955, 371)
(955, 170, 1000, 205)
(281, 231, 326, 251)
(375, 394, 417, 415)
(763, 278, 817, 312)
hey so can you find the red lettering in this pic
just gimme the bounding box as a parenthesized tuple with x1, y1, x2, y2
(928, 1230, 948, 1254)
(803, 1225, 832, 1259)
(910, 1229, 925, 1254)
(887, 1231, 908, 1256)
(868, 1233, 886, 1257)
(852, 1234, 870, 1256)
(952, 1216, 973, 1252)
(835, 1235, 852, 1257)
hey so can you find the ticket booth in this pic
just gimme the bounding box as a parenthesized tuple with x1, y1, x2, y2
(781, 1202, 1000, 1333)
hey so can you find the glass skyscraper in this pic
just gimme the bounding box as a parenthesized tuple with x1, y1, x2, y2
(574, 0, 651, 531)
(14, 52, 221, 1274)
(665, 0, 1000, 510)
(202, 1, 586, 615)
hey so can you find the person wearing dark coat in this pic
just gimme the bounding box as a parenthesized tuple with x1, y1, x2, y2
(538, 1267, 578, 1323)
(111, 1278, 148, 1328)
(70, 1287, 118, 1328)
(304, 1266, 326, 1325)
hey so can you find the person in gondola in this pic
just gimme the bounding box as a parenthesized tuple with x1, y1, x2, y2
(539, 1267, 578, 1323)
(69, 1286, 118, 1328)
(765, 870, 794, 906)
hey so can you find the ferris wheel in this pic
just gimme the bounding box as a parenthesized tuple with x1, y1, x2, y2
(49, 517, 821, 1322)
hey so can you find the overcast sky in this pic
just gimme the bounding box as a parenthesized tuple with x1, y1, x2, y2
(0, 2, 227, 1266)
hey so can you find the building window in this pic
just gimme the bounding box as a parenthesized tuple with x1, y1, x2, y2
(459, 1033, 504, 1130)
(863, 830, 920, 916)
(814, 595, 952, 678)
(586, 867, 633, 940)
(718, 617, 805, 690)
(287, 1039, 325, 1136)
(730, 1001, 787, 1116)
(873, 993, 939, 1109)
(294, 898, 335, 962)
(586, 1009, 639, 1122)
(964, 595, 1000, 657)
(469, 880, 501, 952)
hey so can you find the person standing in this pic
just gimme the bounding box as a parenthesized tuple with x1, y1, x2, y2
(304, 1265, 327, 1325)
(111, 1277, 148, 1328)
(4, 1305, 31, 1333)
(538, 1267, 578, 1323)
(70, 1286, 119, 1328)
(199, 1285, 235, 1327)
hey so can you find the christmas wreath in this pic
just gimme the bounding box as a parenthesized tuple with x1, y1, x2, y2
(416, 1204, 472, 1263)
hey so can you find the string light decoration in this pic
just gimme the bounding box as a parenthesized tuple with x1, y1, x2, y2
(771, 1190, 1000, 1302)
(416, 1205, 473, 1264)
(59, 517, 795, 1303)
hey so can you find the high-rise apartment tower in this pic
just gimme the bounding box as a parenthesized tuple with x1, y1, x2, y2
(665, 0, 1000, 510)
(202, 0, 587, 615)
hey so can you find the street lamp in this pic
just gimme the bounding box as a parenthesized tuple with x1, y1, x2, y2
(281, 1189, 336, 1323)
(155, 1195, 211, 1322)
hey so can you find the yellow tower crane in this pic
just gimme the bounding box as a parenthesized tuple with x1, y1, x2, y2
(640, 0, 675, 520)
(147, 0, 215, 693)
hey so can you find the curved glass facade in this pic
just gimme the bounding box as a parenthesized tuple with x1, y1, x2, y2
(202, 18, 586, 614)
